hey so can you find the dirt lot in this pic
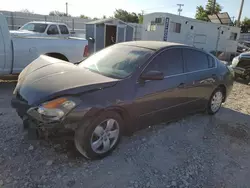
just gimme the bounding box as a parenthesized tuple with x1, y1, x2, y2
(1, 79, 250, 188)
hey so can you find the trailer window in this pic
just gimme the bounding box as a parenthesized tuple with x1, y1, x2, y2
(155, 18, 163, 24)
(147, 24, 156, 31)
(229, 32, 238, 40)
(170, 22, 181, 33)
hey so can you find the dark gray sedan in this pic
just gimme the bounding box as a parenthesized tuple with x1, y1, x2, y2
(11, 41, 234, 159)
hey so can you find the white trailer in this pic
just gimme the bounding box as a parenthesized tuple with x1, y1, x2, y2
(142, 12, 240, 58)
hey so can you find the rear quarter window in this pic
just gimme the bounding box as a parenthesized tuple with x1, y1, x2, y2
(207, 55, 216, 68)
(183, 49, 209, 72)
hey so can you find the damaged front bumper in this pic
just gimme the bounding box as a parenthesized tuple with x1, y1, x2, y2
(11, 98, 79, 139)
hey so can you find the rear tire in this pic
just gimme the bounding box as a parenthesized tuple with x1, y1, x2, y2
(207, 87, 224, 115)
(74, 111, 123, 159)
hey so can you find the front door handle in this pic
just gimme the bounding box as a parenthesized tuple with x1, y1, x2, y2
(178, 83, 185, 88)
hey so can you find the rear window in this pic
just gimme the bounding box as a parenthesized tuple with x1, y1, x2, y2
(208, 55, 215, 68)
(59, 25, 69, 34)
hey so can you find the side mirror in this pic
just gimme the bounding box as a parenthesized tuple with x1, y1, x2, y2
(140, 70, 164, 81)
(88, 37, 95, 43)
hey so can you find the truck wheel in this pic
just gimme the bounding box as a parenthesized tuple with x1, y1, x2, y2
(74, 111, 123, 159)
(207, 87, 224, 115)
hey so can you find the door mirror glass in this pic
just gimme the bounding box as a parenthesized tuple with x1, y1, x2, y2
(140, 70, 164, 81)
(88, 37, 95, 43)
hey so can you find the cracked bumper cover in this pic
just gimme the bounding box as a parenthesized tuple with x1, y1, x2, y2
(11, 97, 82, 134)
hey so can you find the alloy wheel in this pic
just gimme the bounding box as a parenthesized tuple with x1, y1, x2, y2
(90, 119, 120, 154)
(210, 91, 223, 113)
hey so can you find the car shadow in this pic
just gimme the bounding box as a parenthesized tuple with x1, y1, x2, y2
(41, 106, 250, 160)
(211, 107, 250, 142)
(235, 78, 250, 85)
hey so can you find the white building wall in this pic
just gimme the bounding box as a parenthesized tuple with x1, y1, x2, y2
(142, 12, 241, 54)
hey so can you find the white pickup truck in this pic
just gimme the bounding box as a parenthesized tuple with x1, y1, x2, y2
(0, 14, 88, 76)
(10, 21, 71, 38)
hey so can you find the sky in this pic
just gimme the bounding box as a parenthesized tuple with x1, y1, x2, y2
(0, 0, 249, 21)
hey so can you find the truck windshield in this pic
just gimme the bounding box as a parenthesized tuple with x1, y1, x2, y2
(79, 45, 153, 79)
(20, 23, 48, 33)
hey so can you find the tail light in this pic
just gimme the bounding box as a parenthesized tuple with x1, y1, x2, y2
(83, 45, 89, 57)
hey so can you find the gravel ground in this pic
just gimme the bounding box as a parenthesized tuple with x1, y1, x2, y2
(1, 80, 250, 188)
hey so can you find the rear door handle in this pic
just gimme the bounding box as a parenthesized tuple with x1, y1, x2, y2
(178, 83, 185, 88)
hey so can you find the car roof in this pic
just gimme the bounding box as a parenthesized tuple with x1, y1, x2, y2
(119, 41, 189, 51)
(27, 21, 67, 25)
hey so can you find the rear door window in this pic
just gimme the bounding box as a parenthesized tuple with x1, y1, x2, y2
(144, 48, 184, 76)
(182, 49, 209, 72)
(47, 25, 59, 35)
(59, 25, 69, 34)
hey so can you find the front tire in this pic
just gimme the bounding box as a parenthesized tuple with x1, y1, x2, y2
(74, 111, 123, 159)
(207, 88, 224, 115)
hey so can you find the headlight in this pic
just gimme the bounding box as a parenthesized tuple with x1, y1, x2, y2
(37, 97, 78, 121)
(231, 56, 239, 68)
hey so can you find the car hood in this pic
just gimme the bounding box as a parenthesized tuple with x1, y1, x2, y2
(15, 55, 119, 105)
(240, 51, 250, 57)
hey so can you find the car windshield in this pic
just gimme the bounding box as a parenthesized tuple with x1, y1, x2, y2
(79, 45, 153, 79)
(20, 23, 48, 33)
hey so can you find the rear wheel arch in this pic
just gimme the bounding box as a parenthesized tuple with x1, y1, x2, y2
(217, 84, 227, 102)
(45, 53, 69, 62)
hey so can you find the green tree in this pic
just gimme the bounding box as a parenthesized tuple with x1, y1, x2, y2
(241, 17, 250, 33)
(138, 13, 143, 24)
(195, 0, 222, 21)
(114, 9, 139, 23)
(242, 17, 250, 27)
(49, 11, 69, 17)
(20, 9, 34, 14)
(103, 15, 107, 19)
(195, 6, 209, 21)
(205, 0, 222, 15)
(80, 15, 90, 19)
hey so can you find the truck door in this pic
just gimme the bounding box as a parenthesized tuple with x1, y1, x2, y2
(46, 25, 60, 37)
(0, 27, 6, 71)
(59, 25, 70, 38)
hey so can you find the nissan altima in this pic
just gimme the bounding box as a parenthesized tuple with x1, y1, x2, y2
(11, 41, 234, 159)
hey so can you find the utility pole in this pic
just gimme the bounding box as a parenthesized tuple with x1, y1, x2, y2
(66, 2, 68, 16)
(237, 0, 244, 27)
(177, 4, 184, 16)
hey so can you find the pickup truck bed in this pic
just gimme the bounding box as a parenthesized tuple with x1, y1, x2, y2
(0, 13, 88, 76)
